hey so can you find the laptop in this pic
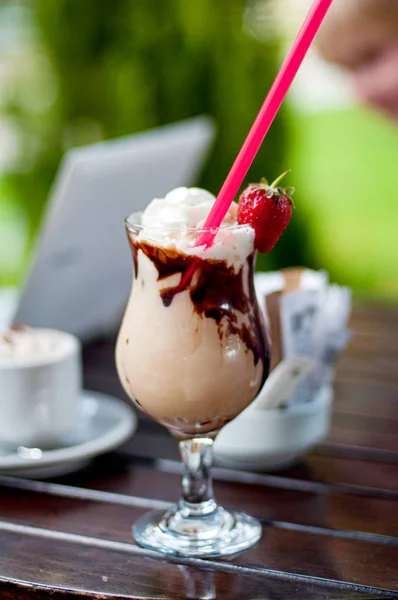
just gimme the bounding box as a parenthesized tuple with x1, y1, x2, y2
(7, 116, 215, 340)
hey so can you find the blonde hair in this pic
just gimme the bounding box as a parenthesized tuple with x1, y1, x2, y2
(316, 0, 398, 68)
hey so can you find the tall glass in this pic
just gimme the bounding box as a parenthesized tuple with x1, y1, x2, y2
(116, 213, 270, 556)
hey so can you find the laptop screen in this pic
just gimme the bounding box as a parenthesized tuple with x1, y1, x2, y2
(14, 116, 215, 340)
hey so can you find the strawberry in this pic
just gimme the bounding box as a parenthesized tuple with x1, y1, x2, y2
(237, 171, 294, 253)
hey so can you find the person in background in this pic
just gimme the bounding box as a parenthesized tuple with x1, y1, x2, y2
(315, 0, 398, 121)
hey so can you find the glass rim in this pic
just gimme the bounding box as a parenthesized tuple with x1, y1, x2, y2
(125, 211, 251, 234)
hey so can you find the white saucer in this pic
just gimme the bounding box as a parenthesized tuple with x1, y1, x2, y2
(0, 391, 137, 478)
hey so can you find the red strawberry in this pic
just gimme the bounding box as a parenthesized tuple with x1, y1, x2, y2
(237, 171, 294, 253)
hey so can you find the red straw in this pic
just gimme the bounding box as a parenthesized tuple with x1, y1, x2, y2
(197, 0, 334, 248)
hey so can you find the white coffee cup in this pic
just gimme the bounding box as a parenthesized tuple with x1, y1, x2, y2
(0, 328, 81, 448)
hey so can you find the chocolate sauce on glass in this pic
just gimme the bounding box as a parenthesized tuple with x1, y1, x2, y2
(129, 236, 270, 378)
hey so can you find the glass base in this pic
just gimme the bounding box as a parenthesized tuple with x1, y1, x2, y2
(133, 505, 262, 557)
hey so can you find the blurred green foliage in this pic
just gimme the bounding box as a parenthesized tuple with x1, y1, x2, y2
(2, 0, 308, 279)
(288, 107, 398, 303)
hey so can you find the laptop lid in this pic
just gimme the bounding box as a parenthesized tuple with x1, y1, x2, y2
(14, 116, 215, 340)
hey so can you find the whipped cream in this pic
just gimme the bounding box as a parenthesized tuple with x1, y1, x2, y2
(142, 187, 219, 229)
(0, 326, 76, 365)
(139, 187, 254, 270)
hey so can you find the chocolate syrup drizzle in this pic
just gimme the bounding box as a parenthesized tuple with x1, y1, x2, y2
(129, 237, 270, 379)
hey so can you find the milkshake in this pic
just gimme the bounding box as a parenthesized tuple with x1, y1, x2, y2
(115, 176, 293, 558)
(116, 187, 270, 439)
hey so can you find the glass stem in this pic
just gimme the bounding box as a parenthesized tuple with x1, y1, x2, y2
(178, 438, 218, 517)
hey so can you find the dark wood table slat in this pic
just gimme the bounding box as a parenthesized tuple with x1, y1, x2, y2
(0, 484, 397, 592)
(325, 426, 398, 453)
(50, 459, 398, 538)
(120, 427, 398, 493)
(290, 454, 398, 492)
(0, 529, 393, 600)
(333, 381, 398, 419)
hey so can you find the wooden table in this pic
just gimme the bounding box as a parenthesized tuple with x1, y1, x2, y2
(0, 305, 397, 599)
